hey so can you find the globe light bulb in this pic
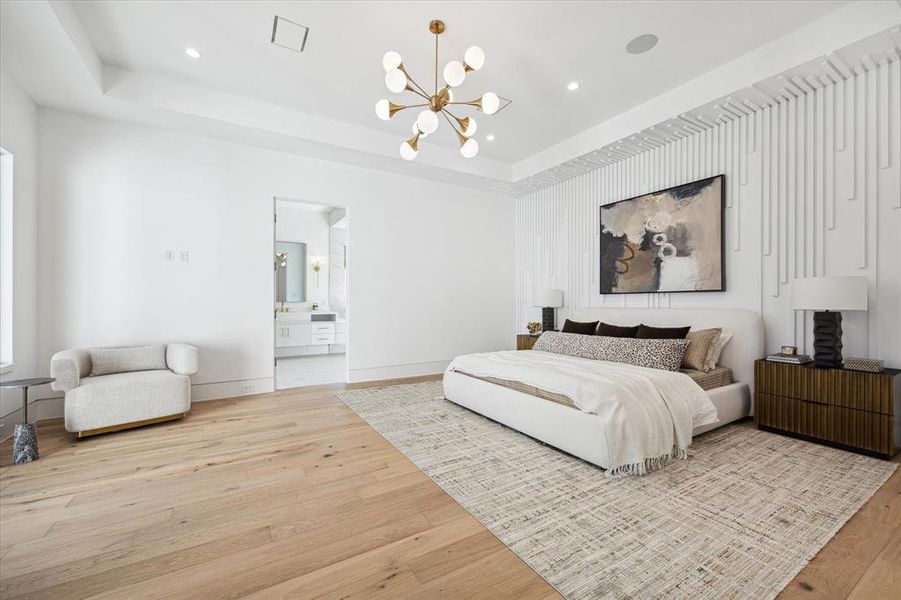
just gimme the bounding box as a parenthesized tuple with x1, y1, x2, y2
(464, 46, 485, 71)
(412, 122, 429, 139)
(443, 60, 466, 87)
(480, 92, 500, 115)
(416, 110, 439, 135)
(463, 117, 477, 137)
(385, 68, 407, 93)
(375, 99, 391, 120)
(399, 140, 418, 161)
(460, 138, 479, 158)
(382, 51, 402, 72)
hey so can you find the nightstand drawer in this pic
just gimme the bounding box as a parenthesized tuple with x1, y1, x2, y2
(516, 335, 538, 350)
(756, 393, 893, 455)
(755, 361, 894, 414)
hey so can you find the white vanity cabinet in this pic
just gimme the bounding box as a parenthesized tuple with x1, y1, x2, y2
(275, 323, 311, 347)
(275, 312, 341, 357)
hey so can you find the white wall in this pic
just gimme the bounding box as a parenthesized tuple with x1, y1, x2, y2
(36, 109, 514, 403)
(0, 70, 39, 440)
(275, 202, 330, 308)
(329, 225, 348, 321)
(516, 59, 901, 366)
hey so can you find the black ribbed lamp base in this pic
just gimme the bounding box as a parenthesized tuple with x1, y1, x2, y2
(541, 307, 556, 332)
(813, 310, 843, 369)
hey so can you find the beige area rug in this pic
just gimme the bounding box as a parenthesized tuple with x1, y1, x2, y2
(337, 381, 896, 600)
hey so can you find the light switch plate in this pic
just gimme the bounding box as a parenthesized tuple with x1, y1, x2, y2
(164, 250, 176, 262)
(179, 250, 190, 263)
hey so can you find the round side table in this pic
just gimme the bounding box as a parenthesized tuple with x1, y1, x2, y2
(0, 377, 55, 464)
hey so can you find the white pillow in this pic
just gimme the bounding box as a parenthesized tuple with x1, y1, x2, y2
(706, 332, 732, 370)
(90, 344, 167, 376)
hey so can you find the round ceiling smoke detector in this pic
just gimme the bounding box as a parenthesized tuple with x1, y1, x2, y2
(626, 34, 658, 55)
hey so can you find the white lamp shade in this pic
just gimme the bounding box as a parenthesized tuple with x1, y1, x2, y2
(412, 121, 428, 139)
(416, 110, 439, 135)
(459, 138, 479, 158)
(533, 289, 563, 308)
(443, 60, 466, 87)
(382, 51, 402, 71)
(385, 68, 407, 93)
(462, 117, 477, 136)
(792, 276, 868, 311)
(399, 140, 418, 161)
(375, 99, 391, 120)
(480, 92, 500, 115)
(464, 46, 485, 70)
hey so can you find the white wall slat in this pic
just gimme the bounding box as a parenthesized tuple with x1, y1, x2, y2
(515, 62, 901, 364)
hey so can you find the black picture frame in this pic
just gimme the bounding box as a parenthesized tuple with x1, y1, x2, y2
(598, 174, 726, 295)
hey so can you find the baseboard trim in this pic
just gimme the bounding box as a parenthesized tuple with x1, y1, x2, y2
(1, 364, 447, 441)
(348, 360, 449, 384)
(190, 378, 275, 401)
(0, 378, 275, 441)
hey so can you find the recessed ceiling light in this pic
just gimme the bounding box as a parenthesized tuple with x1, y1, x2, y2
(486, 134, 495, 141)
(185, 47, 202, 59)
(567, 81, 579, 91)
(626, 34, 658, 55)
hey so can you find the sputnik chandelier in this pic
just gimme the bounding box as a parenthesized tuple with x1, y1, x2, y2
(375, 19, 499, 160)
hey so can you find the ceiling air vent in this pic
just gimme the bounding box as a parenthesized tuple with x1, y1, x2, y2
(271, 16, 309, 53)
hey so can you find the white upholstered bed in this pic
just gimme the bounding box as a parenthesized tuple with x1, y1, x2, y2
(443, 308, 763, 473)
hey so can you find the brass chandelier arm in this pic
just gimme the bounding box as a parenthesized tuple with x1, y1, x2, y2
(440, 110, 468, 145)
(448, 98, 483, 109)
(387, 102, 428, 119)
(399, 66, 430, 99)
(440, 109, 460, 131)
(442, 108, 473, 134)
(405, 86, 430, 100)
(442, 106, 465, 121)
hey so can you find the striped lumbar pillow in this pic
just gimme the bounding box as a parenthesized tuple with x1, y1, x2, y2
(681, 328, 722, 372)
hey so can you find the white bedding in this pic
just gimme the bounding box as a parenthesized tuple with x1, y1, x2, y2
(447, 350, 718, 476)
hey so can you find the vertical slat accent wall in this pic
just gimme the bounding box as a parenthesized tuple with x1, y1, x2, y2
(514, 57, 901, 365)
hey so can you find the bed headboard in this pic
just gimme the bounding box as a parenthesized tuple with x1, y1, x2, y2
(571, 308, 763, 389)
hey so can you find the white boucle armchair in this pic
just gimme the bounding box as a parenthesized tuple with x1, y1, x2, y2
(50, 343, 198, 438)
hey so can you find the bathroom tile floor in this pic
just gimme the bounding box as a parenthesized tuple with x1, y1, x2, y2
(276, 354, 346, 388)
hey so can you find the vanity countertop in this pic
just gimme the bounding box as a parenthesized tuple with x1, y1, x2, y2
(275, 311, 339, 323)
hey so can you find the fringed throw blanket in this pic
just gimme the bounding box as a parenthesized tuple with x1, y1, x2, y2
(447, 350, 718, 476)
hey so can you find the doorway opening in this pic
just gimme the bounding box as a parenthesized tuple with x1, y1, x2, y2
(273, 198, 348, 389)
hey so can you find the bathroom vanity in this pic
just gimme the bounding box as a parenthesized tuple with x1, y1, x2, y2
(275, 311, 347, 357)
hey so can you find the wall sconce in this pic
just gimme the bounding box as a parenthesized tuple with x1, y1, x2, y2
(311, 256, 324, 286)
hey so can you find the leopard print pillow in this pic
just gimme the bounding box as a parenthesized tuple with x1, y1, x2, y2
(532, 331, 689, 371)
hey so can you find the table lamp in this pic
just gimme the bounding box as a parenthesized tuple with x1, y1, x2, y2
(533, 289, 563, 332)
(792, 276, 868, 368)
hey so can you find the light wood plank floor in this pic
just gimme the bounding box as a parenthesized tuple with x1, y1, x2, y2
(0, 375, 898, 599)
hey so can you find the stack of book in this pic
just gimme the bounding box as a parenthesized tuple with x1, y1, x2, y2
(765, 353, 812, 365)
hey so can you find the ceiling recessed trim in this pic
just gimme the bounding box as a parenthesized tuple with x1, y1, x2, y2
(271, 15, 309, 53)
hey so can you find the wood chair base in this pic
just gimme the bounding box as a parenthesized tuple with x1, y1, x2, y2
(75, 412, 187, 439)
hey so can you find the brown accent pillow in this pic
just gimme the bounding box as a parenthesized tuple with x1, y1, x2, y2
(596, 322, 639, 338)
(636, 324, 691, 339)
(561, 319, 599, 335)
(681, 328, 722, 371)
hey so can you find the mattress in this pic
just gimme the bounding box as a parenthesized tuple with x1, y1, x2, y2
(455, 365, 733, 410)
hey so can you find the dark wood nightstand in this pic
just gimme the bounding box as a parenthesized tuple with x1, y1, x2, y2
(755, 359, 901, 458)
(516, 334, 539, 350)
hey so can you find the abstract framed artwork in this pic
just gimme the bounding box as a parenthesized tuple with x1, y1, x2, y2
(599, 175, 725, 294)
